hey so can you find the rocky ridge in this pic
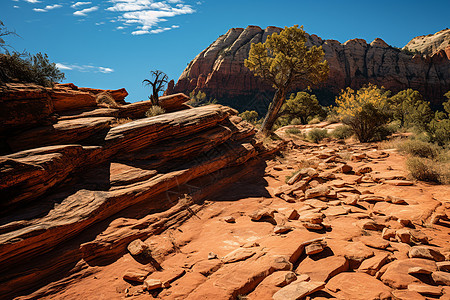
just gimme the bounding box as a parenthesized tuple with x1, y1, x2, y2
(167, 26, 450, 111)
(0, 83, 278, 299)
(19, 127, 450, 300)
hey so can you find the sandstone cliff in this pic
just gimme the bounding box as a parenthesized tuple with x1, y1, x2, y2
(167, 26, 450, 111)
(404, 28, 450, 56)
(0, 83, 276, 299)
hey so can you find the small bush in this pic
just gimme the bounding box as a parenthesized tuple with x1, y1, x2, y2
(397, 140, 440, 159)
(308, 117, 321, 125)
(0, 52, 65, 86)
(407, 157, 440, 183)
(307, 128, 328, 143)
(285, 127, 301, 135)
(145, 105, 165, 117)
(239, 110, 259, 124)
(290, 118, 302, 125)
(332, 125, 353, 139)
(96, 92, 119, 108)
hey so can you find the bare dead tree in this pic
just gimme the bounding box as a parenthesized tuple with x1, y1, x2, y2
(142, 70, 169, 106)
(0, 20, 18, 53)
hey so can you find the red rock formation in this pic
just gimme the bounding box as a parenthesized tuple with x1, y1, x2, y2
(0, 83, 274, 299)
(169, 26, 450, 109)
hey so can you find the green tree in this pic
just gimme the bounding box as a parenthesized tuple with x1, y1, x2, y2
(389, 89, 433, 128)
(239, 110, 259, 124)
(335, 84, 390, 142)
(244, 25, 329, 134)
(279, 91, 325, 125)
(143, 70, 168, 106)
(427, 92, 450, 145)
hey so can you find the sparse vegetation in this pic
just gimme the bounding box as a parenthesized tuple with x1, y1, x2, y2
(245, 25, 329, 134)
(397, 139, 440, 159)
(188, 90, 217, 107)
(145, 105, 165, 117)
(307, 128, 328, 143)
(332, 125, 353, 139)
(142, 70, 168, 106)
(278, 91, 326, 125)
(335, 84, 390, 142)
(0, 21, 65, 86)
(239, 110, 259, 124)
(407, 157, 441, 183)
(285, 127, 301, 135)
(96, 92, 119, 108)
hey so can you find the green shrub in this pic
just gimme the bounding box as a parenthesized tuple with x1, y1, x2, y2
(0, 52, 65, 86)
(239, 110, 259, 124)
(285, 127, 301, 135)
(290, 118, 302, 125)
(407, 157, 440, 183)
(308, 117, 321, 125)
(307, 128, 328, 143)
(397, 139, 440, 159)
(332, 125, 353, 139)
(145, 105, 165, 117)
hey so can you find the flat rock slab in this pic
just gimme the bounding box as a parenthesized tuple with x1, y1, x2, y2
(380, 258, 437, 288)
(391, 290, 426, 300)
(246, 271, 299, 300)
(359, 235, 390, 249)
(326, 272, 392, 300)
(222, 248, 256, 263)
(409, 246, 445, 262)
(7, 117, 114, 152)
(408, 284, 443, 296)
(272, 280, 325, 300)
(358, 253, 390, 276)
(296, 255, 348, 282)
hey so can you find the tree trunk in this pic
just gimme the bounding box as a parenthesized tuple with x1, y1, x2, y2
(261, 88, 286, 134)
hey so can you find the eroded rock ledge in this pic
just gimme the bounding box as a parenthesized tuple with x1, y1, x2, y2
(0, 83, 277, 299)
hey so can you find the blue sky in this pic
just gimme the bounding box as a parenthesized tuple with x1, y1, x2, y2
(2, 0, 449, 103)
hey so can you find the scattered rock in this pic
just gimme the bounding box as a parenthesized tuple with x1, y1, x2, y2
(127, 239, 149, 256)
(391, 290, 426, 300)
(143, 279, 162, 291)
(408, 284, 443, 296)
(303, 222, 324, 231)
(385, 195, 407, 205)
(274, 225, 292, 234)
(208, 252, 218, 260)
(408, 246, 445, 262)
(358, 253, 390, 276)
(145, 268, 186, 288)
(396, 229, 412, 244)
(384, 179, 414, 186)
(355, 166, 372, 175)
(305, 185, 330, 199)
(341, 164, 353, 173)
(299, 212, 325, 224)
(382, 228, 396, 240)
(272, 280, 325, 300)
(408, 266, 435, 275)
(344, 194, 360, 205)
(222, 248, 256, 263)
(326, 272, 392, 300)
(380, 258, 437, 288)
(296, 255, 348, 282)
(432, 271, 450, 285)
(286, 209, 299, 220)
(223, 216, 236, 223)
(437, 261, 450, 272)
(398, 218, 413, 227)
(357, 219, 384, 231)
(305, 242, 325, 255)
(359, 235, 390, 249)
(248, 208, 276, 221)
(123, 270, 148, 283)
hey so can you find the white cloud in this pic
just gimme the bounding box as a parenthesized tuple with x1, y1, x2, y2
(13, 5, 20, 8)
(73, 6, 98, 16)
(33, 4, 62, 12)
(56, 63, 114, 73)
(106, 0, 195, 35)
(132, 24, 179, 35)
(99, 67, 114, 73)
(24, 0, 41, 3)
(55, 63, 73, 70)
(117, 26, 125, 29)
(71, 1, 91, 8)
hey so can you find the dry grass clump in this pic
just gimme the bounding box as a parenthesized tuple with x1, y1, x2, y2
(111, 118, 132, 127)
(96, 92, 119, 108)
(307, 128, 328, 143)
(331, 125, 353, 139)
(407, 157, 449, 184)
(145, 105, 166, 117)
(397, 139, 440, 159)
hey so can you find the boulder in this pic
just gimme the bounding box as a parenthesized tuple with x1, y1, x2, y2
(272, 280, 325, 300)
(326, 272, 392, 300)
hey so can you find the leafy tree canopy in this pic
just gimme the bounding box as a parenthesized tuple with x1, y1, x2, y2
(244, 25, 329, 133)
